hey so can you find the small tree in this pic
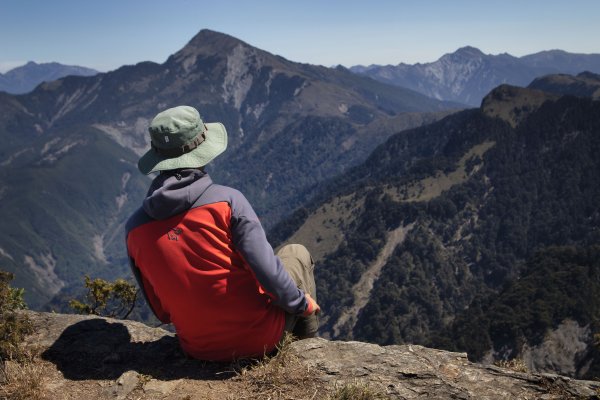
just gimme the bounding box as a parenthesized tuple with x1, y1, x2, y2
(69, 276, 138, 319)
(0, 270, 33, 360)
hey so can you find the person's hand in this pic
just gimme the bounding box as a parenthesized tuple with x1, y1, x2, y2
(302, 293, 321, 317)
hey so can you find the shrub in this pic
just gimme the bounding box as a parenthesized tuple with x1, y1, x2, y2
(0, 270, 33, 361)
(69, 276, 138, 319)
(235, 333, 321, 398)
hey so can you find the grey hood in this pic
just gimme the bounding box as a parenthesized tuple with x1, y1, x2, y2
(143, 169, 212, 220)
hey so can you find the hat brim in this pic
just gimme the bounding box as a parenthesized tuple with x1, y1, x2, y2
(138, 122, 228, 175)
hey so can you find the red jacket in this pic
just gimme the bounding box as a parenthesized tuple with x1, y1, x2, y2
(126, 170, 307, 361)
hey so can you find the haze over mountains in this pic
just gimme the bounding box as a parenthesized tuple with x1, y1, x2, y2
(0, 61, 98, 94)
(0, 29, 456, 309)
(350, 47, 600, 106)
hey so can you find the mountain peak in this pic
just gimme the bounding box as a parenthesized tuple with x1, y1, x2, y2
(455, 46, 485, 56)
(169, 29, 257, 72)
(438, 46, 485, 65)
(189, 29, 244, 45)
(440, 46, 485, 61)
(176, 29, 250, 57)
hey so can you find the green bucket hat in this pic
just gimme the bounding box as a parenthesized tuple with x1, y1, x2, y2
(137, 105, 228, 174)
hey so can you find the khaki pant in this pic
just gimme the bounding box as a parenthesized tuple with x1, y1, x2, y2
(277, 244, 319, 339)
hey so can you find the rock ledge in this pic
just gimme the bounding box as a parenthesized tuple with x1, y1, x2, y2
(11, 312, 600, 399)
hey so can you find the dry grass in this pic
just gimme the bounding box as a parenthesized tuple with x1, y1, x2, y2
(0, 358, 46, 400)
(231, 335, 388, 399)
(538, 376, 577, 399)
(494, 358, 529, 373)
(328, 381, 387, 400)
(232, 333, 324, 399)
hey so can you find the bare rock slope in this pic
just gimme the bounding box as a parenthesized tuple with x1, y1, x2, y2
(9, 311, 599, 399)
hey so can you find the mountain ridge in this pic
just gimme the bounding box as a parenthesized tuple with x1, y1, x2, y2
(529, 71, 600, 99)
(0, 61, 98, 94)
(350, 47, 600, 106)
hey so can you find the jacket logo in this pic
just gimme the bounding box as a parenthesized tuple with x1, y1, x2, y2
(167, 227, 183, 241)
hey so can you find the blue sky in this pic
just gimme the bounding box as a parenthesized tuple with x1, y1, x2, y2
(1, 0, 599, 73)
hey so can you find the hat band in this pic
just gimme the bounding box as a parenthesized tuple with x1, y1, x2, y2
(151, 132, 206, 158)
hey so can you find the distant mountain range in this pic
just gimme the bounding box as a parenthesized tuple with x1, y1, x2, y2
(270, 71, 600, 378)
(0, 29, 456, 309)
(350, 47, 600, 106)
(0, 61, 98, 94)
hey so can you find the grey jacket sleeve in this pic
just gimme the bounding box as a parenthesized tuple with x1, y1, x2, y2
(229, 190, 307, 315)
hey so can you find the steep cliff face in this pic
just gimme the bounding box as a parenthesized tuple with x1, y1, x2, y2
(5, 311, 598, 399)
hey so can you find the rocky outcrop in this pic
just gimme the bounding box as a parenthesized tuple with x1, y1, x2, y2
(295, 340, 600, 399)
(520, 319, 593, 378)
(8, 311, 599, 399)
